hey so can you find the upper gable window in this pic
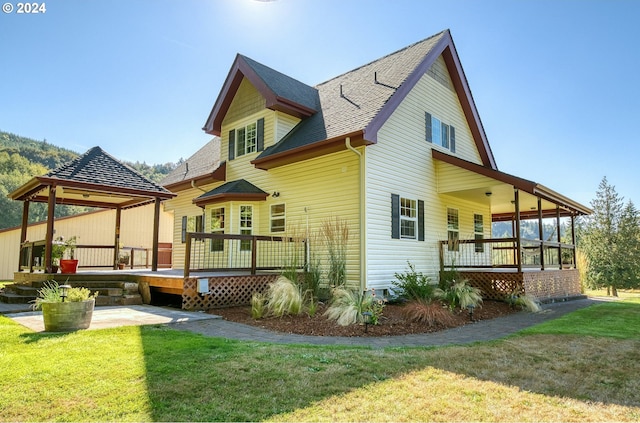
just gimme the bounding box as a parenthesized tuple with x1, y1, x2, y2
(236, 122, 257, 157)
(425, 112, 456, 153)
(228, 118, 264, 160)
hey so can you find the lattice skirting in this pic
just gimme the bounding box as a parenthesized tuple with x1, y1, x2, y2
(457, 269, 581, 301)
(182, 274, 279, 310)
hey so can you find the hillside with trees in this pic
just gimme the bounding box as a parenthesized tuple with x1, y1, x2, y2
(0, 131, 177, 230)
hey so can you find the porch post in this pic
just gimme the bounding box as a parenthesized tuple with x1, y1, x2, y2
(113, 206, 122, 270)
(18, 200, 29, 271)
(44, 185, 56, 273)
(152, 197, 161, 271)
(571, 214, 577, 268)
(556, 205, 562, 269)
(537, 197, 545, 270)
(514, 189, 522, 273)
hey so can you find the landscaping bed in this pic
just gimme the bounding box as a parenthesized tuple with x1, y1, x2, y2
(209, 300, 517, 337)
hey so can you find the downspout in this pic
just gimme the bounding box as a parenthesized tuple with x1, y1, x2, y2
(345, 137, 366, 293)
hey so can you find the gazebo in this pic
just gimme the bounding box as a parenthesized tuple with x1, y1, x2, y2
(8, 146, 176, 273)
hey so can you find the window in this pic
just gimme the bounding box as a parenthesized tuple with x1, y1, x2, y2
(474, 214, 484, 253)
(391, 194, 424, 241)
(270, 204, 286, 233)
(400, 198, 417, 239)
(228, 118, 264, 160)
(447, 208, 459, 251)
(210, 207, 225, 252)
(240, 205, 253, 251)
(425, 112, 456, 153)
(181, 214, 203, 243)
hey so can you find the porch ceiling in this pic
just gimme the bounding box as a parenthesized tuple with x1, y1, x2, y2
(433, 150, 592, 219)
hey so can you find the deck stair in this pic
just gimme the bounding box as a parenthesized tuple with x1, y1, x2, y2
(1, 276, 143, 308)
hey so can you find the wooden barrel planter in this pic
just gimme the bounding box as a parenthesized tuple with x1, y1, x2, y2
(42, 299, 95, 332)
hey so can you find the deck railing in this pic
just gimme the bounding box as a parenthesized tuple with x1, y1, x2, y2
(439, 237, 576, 271)
(184, 233, 307, 277)
(19, 241, 170, 272)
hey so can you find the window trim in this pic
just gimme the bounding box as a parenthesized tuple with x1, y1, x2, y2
(391, 194, 425, 241)
(210, 207, 225, 252)
(239, 205, 253, 251)
(447, 207, 459, 252)
(474, 213, 484, 253)
(425, 112, 456, 153)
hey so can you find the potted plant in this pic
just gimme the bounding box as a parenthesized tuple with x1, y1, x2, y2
(118, 252, 130, 270)
(32, 280, 97, 332)
(58, 236, 78, 274)
(50, 238, 66, 273)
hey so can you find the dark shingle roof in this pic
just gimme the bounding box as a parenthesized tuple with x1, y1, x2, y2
(240, 55, 320, 113)
(196, 179, 267, 199)
(48, 146, 172, 195)
(257, 31, 447, 159)
(160, 137, 221, 187)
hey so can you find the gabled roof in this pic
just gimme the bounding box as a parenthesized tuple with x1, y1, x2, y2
(160, 137, 226, 191)
(9, 146, 175, 208)
(193, 179, 269, 207)
(203, 54, 319, 136)
(241, 29, 494, 170)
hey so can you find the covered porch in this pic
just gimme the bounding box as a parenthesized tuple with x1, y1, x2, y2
(433, 150, 592, 302)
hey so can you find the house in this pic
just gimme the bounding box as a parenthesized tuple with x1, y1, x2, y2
(162, 29, 591, 307)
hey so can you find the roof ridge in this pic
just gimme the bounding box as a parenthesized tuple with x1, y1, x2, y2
(314, 29, 448, 88)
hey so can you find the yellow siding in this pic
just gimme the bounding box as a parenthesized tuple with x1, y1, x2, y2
(224, 78, 265, 124)
(435, 161, 498, 193)
(0, 204, 173, 280)
(364, 53, 491, 288)
(202, 150, 362, 288)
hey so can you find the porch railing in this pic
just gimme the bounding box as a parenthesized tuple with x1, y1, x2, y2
(19, 241, 169, 272)
(184, 233, 307, 278)
(439, 237, 576, 271)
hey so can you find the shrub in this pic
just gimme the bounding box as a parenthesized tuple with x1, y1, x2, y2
(393, 262, 440, 301)
(440, 280, 483, 310)
(402, 299, 455, 327)
(266, 276, 303, 317)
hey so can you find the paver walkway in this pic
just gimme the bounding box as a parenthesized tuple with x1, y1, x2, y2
(5, 298, 605, 348)
(171, 298, 602, 348)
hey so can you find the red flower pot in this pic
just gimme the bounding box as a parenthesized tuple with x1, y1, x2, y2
(59, 259, 78, 274)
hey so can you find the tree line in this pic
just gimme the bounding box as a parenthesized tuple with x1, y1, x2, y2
(0, 131, 177, 230)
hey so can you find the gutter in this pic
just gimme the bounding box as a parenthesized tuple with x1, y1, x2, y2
(345, 137, 367, 293)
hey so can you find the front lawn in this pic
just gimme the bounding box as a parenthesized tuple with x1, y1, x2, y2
(1, 299, 639, 422)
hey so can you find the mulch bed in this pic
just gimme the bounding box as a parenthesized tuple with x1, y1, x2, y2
(208, 300, 517, 337)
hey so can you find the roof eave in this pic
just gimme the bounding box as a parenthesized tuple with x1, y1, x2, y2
(203, 55, 316, 136)
(365, 29, 497, 169)
(251, 131, 368, 170)
(163, 162, 227, 192)
(193, 192, 269, 208)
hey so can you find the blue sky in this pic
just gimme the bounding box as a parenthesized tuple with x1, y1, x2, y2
(1, 0, 639, 208)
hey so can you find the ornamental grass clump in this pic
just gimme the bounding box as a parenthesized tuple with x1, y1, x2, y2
(266, 276, 303, 317)
(324, 288, 386, 326)
(321, 217, 349, 288)
(402, 299, 455, 327)
(440, 279, 483, 310)
(507, 292, 541, 312)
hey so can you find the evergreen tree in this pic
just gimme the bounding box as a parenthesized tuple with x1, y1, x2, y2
(579, 177, 640, 295)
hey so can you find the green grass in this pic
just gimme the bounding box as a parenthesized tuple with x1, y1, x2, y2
(520, 297, 640, 339)
(0, 280, 12, 289)
(1, 300, 640, 422)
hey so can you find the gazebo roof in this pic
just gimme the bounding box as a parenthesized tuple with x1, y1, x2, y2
(9, 146, 175, 209)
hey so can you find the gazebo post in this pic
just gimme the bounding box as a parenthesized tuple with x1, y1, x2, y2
(17, 200, 30, 271)
(113, 206, 122, 270)
(152, 197, 160, 272)
(44, 185, 56, 273)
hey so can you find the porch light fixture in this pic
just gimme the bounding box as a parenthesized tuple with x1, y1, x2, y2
(362, 311, 372, 333)
(467, 304, 475, 322)
(272, 191, 280, 198)
(60, 284, 71, 302)
(485, 192, 492, 197)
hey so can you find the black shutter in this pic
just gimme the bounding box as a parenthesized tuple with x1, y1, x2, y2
(257, 118, 265, 151)
(181, 216, 187, 243)
(391, 194, 400, 239)
(228, 130, 235, 161)
(425, 112, 432, 143)
(418, 200, 425, 241)
(450, 126, 456, 153)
